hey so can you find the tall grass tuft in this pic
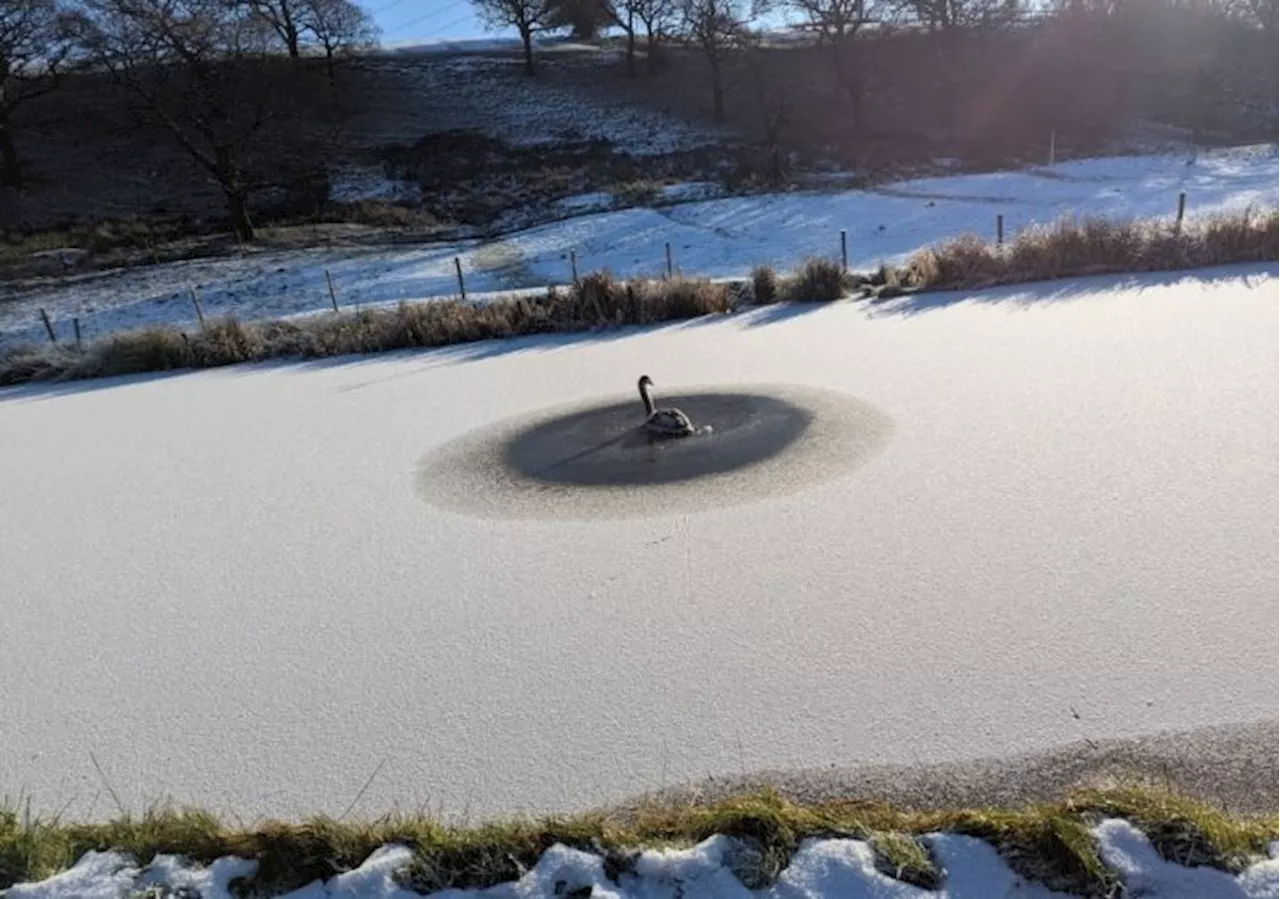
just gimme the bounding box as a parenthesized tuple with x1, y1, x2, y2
(751, 265, 779, 304)
(905, 210, 1278, 291)
(782, 257, 850, 302)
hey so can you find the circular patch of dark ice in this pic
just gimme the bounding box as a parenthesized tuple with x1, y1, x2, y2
(417, 384, 893, 520)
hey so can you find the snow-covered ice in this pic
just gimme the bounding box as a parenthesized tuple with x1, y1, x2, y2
(1, 147, 1274, 345)
(0, 266, 1274, 826)
(5, 822, 1276, 897)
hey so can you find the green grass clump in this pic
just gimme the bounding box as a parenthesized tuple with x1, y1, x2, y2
(869, 830, 939, 889)
(1068, 787, 1277, 872)
(1, 788, 1274, 896)
(613, 179, 663, 207)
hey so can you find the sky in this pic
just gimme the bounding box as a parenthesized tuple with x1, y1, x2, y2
(369, 0, 510, 46)
(366, 0, 798, 48)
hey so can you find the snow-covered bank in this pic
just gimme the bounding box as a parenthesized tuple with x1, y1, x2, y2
(1, 267, 1274, 824)
(1, 146, 1274, 345)
(5, 821, 1276, 898)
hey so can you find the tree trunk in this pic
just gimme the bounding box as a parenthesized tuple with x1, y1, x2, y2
(836, 40, 862, 135)
(285, 19, 301, 58)
(226, 186, 255, 242)
(521, 27, 536, 76)
(936, 31, 956, 141)
(626, 12, 637, 77)
(646, 29, 659, 73)
(215, 145, 255, 242)
(848, 77, 863, 136)
(844, 44, 865, 135)
(0, 119, 21, 189)
(1269, 42, 1280, 121)
(709, 58, 725, 122)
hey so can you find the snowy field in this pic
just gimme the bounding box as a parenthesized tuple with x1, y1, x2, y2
(8, 824, 1278, 898)
(1, 266, 1275, 830)
(1, 146, 1275, 346)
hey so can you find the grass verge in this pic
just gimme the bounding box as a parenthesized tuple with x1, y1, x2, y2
(0, 788, 1274, 896)
(0, 273, 734, 386)
(1, 210, 1275, 388)
(896, 209, 1278, 293)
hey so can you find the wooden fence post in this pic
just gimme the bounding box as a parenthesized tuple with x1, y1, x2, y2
(570, 249, 579, 285)
(188, 287, 205, 327)
(39, 308, 57, 345)
(454, 257, 467, 301)
(1175, 192, 1186, 234)
(997, 214, 1004, 247)
(840, 229, 848, 271)
(325, 270, 339, 312)
(664, 242, 673, 278)
(73, 316, 83, 353)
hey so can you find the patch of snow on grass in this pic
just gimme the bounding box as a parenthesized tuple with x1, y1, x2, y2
(0, 840, 1075, 899)
(925, 834, 1068, 897)
(1094, 819, 1278, 899)
(555, 191, 615, 213)
(139, 854, 259, 898)
(9, 829, 1278, 897)
(377, 52, 724, 156)
(659, 181, 722, 202)
(3, 852, 138, 899)
(279, 845, 418, 899)
(329, 166, 422, 205)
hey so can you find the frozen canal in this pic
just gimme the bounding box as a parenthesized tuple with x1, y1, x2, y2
(0, 265, 1275, 822)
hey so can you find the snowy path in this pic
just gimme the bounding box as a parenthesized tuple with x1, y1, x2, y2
(0, 146, 1275, 345)
(0, 265, 1274, 826)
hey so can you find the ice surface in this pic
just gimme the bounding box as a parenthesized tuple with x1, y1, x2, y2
(0, 267, 1275, 827)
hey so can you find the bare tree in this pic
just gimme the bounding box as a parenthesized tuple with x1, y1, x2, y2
(548, 0, 612, 36)
(679, 0, 766, 121)
(901, 0, 1021, 32)
(244, 0, 306, 57)
(787, 0, 879, 126)
(743, 36, 788, 182)
(611, 0, 675, 73)
(1239, 0, 1280, 29)
(300, 0, 378, 81)
(1228, 0, 1280, 105)
(889, 0, 1021, 138)
(71, 0, 330, 240)
(635, 0, 676, 70)
(0, 0, 75, 188)
(472, 0, 557, 75)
